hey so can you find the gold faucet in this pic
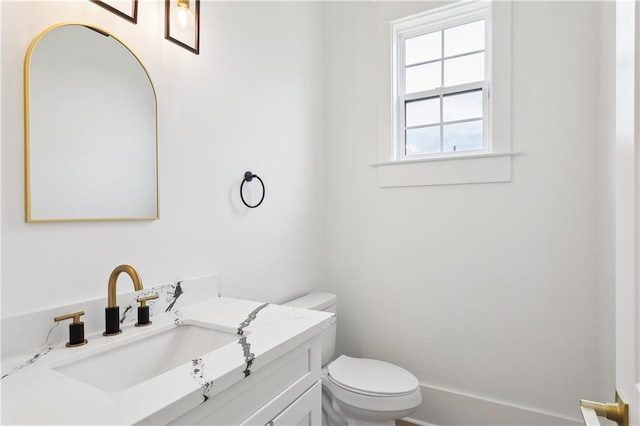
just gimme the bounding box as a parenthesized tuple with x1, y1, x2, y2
(104, 264, 144, 336)
(107, 264, 143, 308)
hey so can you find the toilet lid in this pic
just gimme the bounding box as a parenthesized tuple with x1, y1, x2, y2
(327, 355, 419, 396)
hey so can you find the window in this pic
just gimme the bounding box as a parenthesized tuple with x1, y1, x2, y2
(395, 7, 489, 160)
(374, 0, 513, 187)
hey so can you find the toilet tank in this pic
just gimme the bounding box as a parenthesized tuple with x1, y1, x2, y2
(282, 292, 337, 366)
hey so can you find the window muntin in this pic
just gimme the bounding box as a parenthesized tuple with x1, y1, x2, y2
(396, 16, 488, 159)
(403, 87, 484, 155)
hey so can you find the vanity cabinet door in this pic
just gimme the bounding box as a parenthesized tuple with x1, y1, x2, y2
(270, 380, 321, 426)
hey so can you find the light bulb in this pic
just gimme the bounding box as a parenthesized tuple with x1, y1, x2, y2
(171, 0, 194, 31)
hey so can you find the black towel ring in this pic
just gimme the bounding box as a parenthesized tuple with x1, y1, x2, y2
(240, 171, 265, 208)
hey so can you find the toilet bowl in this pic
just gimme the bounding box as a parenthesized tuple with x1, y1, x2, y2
(283, 293, 422, 426)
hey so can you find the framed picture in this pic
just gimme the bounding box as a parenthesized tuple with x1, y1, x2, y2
(165, 0, 200, 55)
(89, 0, 138, 24)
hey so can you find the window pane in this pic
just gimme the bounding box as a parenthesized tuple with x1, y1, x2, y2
(444, 20, 484, 57)
(443, 120, 483, 152)
(406, 97, 440, 127)
(405, 62, 441, 94)
(405, 31, 441, 66)
(443, 90, 483, 122)
(444, 53, 484, 86)
(406, 126, 440, 155)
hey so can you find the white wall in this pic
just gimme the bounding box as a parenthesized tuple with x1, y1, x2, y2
(1, 0, 326, 316)
(324, 1, 601, 423)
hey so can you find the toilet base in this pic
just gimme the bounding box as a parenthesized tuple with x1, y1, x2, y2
(322, 385, 410, 426)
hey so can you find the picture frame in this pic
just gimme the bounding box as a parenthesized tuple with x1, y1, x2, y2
(165, 0, 200, 55)
(89, 0, 138, 24)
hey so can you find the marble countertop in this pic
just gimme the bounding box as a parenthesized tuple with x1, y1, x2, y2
(1, 293, 333, 425)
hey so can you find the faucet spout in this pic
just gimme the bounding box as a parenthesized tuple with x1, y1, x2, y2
(104, 264, 144, 336)
(107, 264, 143, 308)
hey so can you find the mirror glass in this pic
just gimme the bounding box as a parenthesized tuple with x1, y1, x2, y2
(25, 23, 158, 222)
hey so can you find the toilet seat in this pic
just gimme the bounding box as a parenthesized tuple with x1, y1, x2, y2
(322, 356, 422, 414)
(327, 355, 419, 397)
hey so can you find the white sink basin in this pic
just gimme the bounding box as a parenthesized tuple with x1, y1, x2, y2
(53, 323, 241, 392)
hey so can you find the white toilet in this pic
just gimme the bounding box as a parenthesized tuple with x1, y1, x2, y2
(283, 292, 422, 426)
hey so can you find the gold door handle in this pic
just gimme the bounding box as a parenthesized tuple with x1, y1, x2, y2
(580, 391, 628, 426)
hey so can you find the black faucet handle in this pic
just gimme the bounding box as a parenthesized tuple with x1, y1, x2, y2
(54, 311, 88, 347)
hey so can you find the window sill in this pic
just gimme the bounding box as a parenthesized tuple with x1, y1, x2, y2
(371, 151, 519, 187)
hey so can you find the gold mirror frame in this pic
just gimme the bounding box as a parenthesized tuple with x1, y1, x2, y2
(24, 23, 159, 223)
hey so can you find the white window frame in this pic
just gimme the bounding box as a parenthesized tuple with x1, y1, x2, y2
(394, 9, 490, 160)
(373, 0, 515, 187)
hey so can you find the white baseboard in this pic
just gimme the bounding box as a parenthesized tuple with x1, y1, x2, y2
(401, 416, 438, 426)
(405, 384, 582, 426)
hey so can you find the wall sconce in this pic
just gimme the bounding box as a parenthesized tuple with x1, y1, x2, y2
(171, 0, 194, 30)
(165, 0, 200, 54)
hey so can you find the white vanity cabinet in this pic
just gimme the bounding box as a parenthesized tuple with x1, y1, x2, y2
(2, 293, 334, 426)
(268, 381, 321, 426)
(163, 335, 322, 426)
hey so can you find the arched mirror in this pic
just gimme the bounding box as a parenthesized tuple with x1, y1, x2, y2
(24, 23, 159, 222)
